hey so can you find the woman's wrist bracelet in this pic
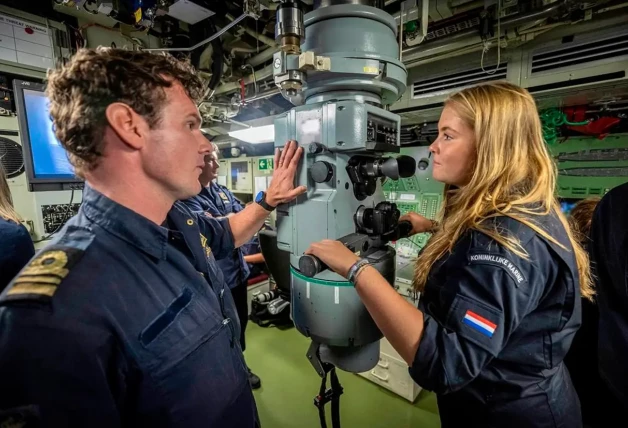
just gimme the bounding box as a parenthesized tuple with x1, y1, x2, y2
(353, 263, 372, 284)
(347, 259, 370, 284)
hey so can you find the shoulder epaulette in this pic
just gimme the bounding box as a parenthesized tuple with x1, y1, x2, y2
(1, 245, 88, 304)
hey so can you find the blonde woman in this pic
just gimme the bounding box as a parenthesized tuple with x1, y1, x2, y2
(306, 82, 591, 428)
(0, 163, 34, 292)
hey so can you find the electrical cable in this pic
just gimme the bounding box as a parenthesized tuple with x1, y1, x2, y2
(481, 1, 501, 75)
(540, 108, 589, 145)
(143, 13, 248, 52)
(242, 64, 258, 96)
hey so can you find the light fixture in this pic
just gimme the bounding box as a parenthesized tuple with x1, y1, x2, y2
(228, 124, 275, 144)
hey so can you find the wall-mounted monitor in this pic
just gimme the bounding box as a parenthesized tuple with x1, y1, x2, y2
(13, 79, 83, 192)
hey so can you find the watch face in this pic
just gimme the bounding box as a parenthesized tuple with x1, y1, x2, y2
(255, 191, 264, 203)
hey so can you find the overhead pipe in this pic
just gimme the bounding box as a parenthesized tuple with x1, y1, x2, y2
(399, 1, 403, 59)
(496, 1, 566, 30)
(214, 64, 274, 95)
(402, 27, 479, 63)
(241, 63, 258, 96)
(401, 1, 568, 63)
(242, 87, 281, 103)
(207, 20, 224, 92)
(452, 0, 483, 14)
(230, 46, 259, 55)
(246, 47, 278, 67)
(314, 0, 377, 8)
(226, 14, 278, 48)
(144, 13, 248, 52)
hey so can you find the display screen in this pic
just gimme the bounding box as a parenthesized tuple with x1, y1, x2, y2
(22, 89, 75, 179)
(560, 199, 578, 215)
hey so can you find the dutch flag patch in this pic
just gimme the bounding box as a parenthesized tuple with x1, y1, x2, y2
(463, 310, 497, 338)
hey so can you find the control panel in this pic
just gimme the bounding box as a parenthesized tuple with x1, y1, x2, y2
(367, 114, 398, 146)
(383, 146, 444, 258)
(41, 203, 81, 234)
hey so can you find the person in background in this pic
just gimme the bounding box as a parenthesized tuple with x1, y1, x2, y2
(0, 162, 35, 292)
(305, 82, 592, 428)
(563, 197, 602, 427)
(240, 201, 269, 277)
(241, 228, 267, 278)
(588, 182, 628, 426)
(183, 137, 262, 389)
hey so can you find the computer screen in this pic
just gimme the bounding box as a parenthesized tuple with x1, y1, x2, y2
(560, 199, 579, 215)
(22, 89, 75, 179)
(13, 79, 82, 191)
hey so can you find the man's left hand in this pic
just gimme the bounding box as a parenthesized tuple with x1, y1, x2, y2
(266, 140, 307, 207)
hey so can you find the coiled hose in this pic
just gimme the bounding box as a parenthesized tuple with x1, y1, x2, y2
(540, 108, 589, 145)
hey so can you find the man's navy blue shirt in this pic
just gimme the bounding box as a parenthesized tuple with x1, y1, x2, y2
(183, 183, 250, 289)
(0, 186, 258, 427)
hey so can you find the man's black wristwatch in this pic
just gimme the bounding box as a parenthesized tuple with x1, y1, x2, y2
(255, 191, 276, 212)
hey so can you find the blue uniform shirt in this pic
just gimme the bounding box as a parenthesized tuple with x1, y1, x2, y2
(0, 218, 35, 293)
(183, 183, 250, 289)
(0, 186, 258, 428)
(410, 212, 582, 428)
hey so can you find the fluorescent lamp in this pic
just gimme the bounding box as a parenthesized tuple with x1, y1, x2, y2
(228, 125, 275, 144)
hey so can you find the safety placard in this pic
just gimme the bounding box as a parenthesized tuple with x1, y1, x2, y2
(0, 13, 54, 70)
(258, 158, 274, 171)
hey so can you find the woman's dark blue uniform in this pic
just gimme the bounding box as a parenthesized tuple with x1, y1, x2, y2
(0, 186, 259, 427)
(0, 217, 35, 293)
(410, 212, 582, 428)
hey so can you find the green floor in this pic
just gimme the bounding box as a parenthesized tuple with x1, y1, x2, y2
(245, 322, 441, 428)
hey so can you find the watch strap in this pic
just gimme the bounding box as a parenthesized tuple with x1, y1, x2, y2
(347, 258, 371, 284)
(257, 192, 276, 212)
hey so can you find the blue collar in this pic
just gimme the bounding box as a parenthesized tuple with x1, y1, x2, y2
(80, 185, 170, 260)
(209, 182, 222, 194)
(200, 185, 213, 199)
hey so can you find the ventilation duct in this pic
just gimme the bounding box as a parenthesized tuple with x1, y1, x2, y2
(412, 63, 507, 99)
(531, 33, 628, 74)
(522, 27, 628, 105)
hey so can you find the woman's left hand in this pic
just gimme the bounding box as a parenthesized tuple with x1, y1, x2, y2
(304, 240, 360, 278)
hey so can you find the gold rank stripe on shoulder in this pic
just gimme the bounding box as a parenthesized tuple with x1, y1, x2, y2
(14, 275, 63, 285)
(2, 247, 87, 302)
(7, 284, 57, 297)
(199, 233, 213, 259)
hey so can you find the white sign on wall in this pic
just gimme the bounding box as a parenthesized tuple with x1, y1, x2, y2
(0, 13, 54, 70)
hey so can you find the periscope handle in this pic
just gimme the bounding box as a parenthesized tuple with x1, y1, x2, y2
(298, 254, 329, 278)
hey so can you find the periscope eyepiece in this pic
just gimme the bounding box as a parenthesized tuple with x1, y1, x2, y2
(378, 155, 416, 180)
(346, 155, 417, 201)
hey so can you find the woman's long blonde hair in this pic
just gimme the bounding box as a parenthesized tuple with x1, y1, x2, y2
(413, 81, 594, 301)
(0, 162, 22, 224)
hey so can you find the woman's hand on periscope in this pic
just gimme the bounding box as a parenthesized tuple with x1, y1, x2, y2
(399, 212, 435, 236)
(304, 240, 360, 279)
